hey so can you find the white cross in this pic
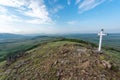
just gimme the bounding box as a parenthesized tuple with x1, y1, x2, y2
(98, 29, 107, 51)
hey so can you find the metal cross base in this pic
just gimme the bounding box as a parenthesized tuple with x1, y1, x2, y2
(96, 50, 104, 54)
(93, 50, 104, 54)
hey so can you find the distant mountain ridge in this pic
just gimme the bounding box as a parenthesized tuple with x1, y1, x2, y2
(0, 33, 26, 39)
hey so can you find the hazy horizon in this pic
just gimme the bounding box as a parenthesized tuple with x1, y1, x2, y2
(0, 32, 120, 35)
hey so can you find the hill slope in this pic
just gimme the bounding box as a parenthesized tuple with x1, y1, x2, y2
(0, 40, 120, 80)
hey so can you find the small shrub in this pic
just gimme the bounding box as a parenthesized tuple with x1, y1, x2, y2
(110, 65, 119, 71)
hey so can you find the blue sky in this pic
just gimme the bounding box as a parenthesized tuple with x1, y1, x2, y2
(0, 0, 120, 34)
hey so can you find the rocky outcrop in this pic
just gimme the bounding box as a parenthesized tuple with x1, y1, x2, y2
(6, 52, 27, 66)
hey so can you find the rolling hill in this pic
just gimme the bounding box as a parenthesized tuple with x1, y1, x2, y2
(0, 39, 120, 80)
(0, 35, 61, 62)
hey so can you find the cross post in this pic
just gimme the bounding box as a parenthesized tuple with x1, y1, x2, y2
(98, 29, 107, 51)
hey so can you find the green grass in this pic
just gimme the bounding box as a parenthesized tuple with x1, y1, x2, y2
(0, 36, 119, 66)
(0, 37, 61, 62)
(104, 50, 120, 65)
(0, 61, 6, 66)
(0, 40, 120, 80)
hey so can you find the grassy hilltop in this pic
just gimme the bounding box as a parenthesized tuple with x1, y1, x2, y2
(0, 38, 120, 80)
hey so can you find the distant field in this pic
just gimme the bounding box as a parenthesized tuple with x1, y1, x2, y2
(0, 36, 60, 62)
(63, 34, 120, 51)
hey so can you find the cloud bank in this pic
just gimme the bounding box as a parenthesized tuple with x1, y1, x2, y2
(0, 0, 109, 25)
(0, 0, 53, 24)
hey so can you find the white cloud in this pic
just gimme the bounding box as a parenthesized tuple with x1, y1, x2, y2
(0, 6, 7, 14)
(0, 6, 21, 23)
(0, 0, 26, 8)
(75, 0, 81, 5)
(0, 15, 21, 23)
(52, 5, 64, 13)
(78, 0, 106, 13)
(47, 0, 64, 14)
(24, 0, 53, 24)
(67, 0, 71, 5)
(26, 18, 54, 25)
(0, 0, 53, 24)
